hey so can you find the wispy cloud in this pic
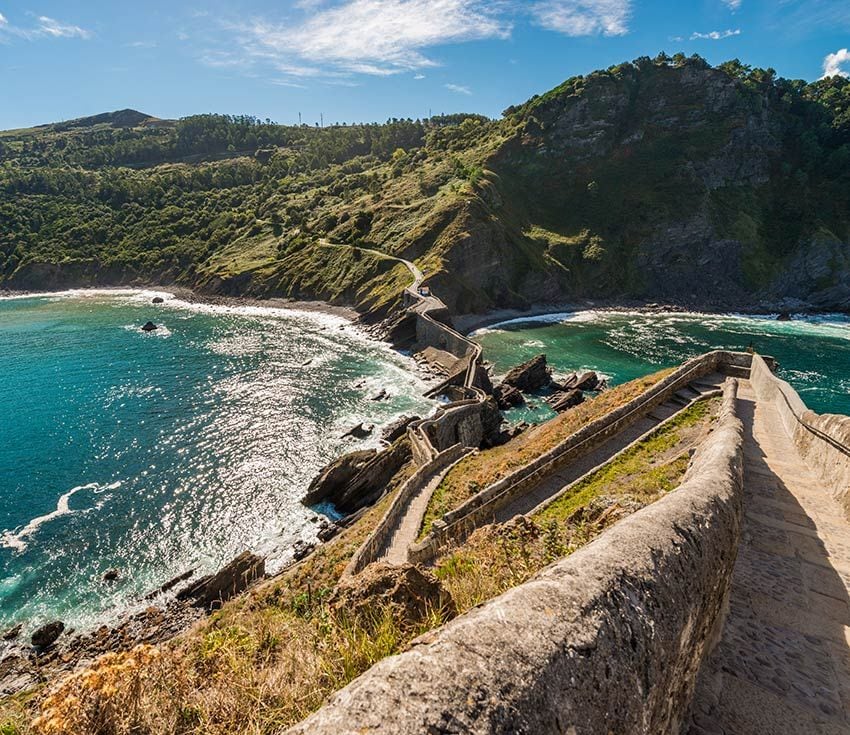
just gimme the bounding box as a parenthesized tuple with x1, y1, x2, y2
(823, 48, 850, 78)
(127, 40, 157, 49)
(531, 0, 631, 37)
(445, 82, 472, 94)
(722, 0, 742, 10)
(690, 28, 741, 40)
(0, 12, 91, 41)
(203, 0, 634, 83)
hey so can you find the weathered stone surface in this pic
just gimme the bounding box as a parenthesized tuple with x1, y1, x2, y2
(31, 621, 65, 650)
(302, 449, 377, 506)
(141, 321, 158, 332)
(549, 388, 584, 412)
(286, 381, 744, 735)
(342, 422, 374, 439)
(502, 354, 552, 392)
(493, 383, 525, 410)
(176, 551, 265, 609)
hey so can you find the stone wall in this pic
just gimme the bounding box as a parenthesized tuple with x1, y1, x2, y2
(410, 350, 749, 564)
(344, 444, 470, 577)
(750, 354, 850, 518)
(287, 380, 745, 735)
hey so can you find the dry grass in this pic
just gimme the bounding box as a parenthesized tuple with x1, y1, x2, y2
(435, 397, 718, 613)
(420, 367, 674, 537)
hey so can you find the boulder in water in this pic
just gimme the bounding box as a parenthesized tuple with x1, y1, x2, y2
(493, 383, 525, 410)
(31, 621, 65, 650)
(776, 311, 792, 321)
(141, 321, 158, 332)
(343, 422, 374, 440)
(152, 296, 164, 304)
(175, 551, 265, 610)
(549, 389, 585, 413)
(103, 569, 120, 583)
(502, 354, 552, 392)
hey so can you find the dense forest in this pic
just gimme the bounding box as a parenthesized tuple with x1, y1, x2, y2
(1, 53, 849, 315)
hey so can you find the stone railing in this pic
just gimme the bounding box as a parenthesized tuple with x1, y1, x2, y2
(750, 353, 850, 518)
(343, 444, 470, 578)
(287, 380, 745, 735)
(409, 350, 751, 564)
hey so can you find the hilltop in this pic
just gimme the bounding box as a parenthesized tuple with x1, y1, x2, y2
(1, 54, 849, 316)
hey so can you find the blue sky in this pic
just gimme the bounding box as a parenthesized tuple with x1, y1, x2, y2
(0, 0, 848, 129)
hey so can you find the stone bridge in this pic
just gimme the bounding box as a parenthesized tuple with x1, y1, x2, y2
(294, 351, 850, 734)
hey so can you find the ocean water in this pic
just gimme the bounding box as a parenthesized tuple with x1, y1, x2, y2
(0, 291, 434, 633)
(473, 310, 850, 423)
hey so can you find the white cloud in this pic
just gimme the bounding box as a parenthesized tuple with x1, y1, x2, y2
(531, 0, 631, 37)
(690, 28, 741, 40)
(722, 0, 742, 10)
(823, 48, 850, 78)
(233, 0, 511, 77)
(36, 16, 91, 39)
(0, 13, 91, 40)
(445, 82, 472, 94)
(414, 73, 426, 79)
(207, 0, 634, 83)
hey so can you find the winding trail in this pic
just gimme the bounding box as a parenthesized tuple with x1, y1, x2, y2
(690, 380, 850, 734)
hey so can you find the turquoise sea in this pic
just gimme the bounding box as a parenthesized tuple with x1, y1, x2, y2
(473, 310, 850, 423)
(0, 291, 433, 633)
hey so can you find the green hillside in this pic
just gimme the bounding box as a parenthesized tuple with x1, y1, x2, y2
(2, 54, 849, 316)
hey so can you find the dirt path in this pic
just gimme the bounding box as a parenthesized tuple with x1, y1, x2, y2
(689, 381, 850, 734)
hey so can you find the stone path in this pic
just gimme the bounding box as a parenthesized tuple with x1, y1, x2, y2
(689, 381, 850, 734)
(382, 470, 452, 565)
(494, 373, 727, 522)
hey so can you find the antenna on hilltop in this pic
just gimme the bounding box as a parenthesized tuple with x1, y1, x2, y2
(320, 113, 324, 128)
(298, 112, 302, 126)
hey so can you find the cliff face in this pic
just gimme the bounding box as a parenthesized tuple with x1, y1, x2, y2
(2, 58, 849, 315)
(416, 61, 849, 313)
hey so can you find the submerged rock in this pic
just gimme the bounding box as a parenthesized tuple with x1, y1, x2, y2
(31, 621, 65, 650)
(103, 569, 120, 583)
(141, 321, 158, 332)
(502, 354, 552, 392)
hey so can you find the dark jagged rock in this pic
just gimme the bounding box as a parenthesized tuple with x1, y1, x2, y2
(370, 389, 389, 401)
(141, 321, 158, 332)
(776, 311, 792, 321)
(303, 449, 377, 507)
(176, 552, 265, 610)
(2, 624, 22, 641)
(333, 438, 412, 514)
(343, 422, 374, 439)
(317, 521, 341, 542)
(549, 389, 585, 412)
(381, 415, 419, 443)
(152, 296, 164, 304)
(493, 383, 525, 410)
(145, 568, 196, 599)
(574, 371, 600, 391)
(103, 569, 120, 582)
(502, 354, 552, 392)
(31, 621, 65, 650)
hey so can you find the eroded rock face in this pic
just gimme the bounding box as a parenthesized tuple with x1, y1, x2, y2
(549, 389, 585, 413)
(493, 383, 525, 410)
(331, 562, 456, 628)
(176, 551, 265, 610)
(302, 449, 377, 507)
(502, 354, 552, 392)
(381, 415, 419, 444)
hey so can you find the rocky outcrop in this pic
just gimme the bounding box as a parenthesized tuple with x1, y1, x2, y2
(549, 388, 584, 413)
(381, 415, 419, 443)
(176, 552, 265, 610)
(302, 449, 377, 507)
(502, 354, 552, 392)
(493, 383, 524, 410)
(30, 622, 64, 650)
(331, 562, 455, 628)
